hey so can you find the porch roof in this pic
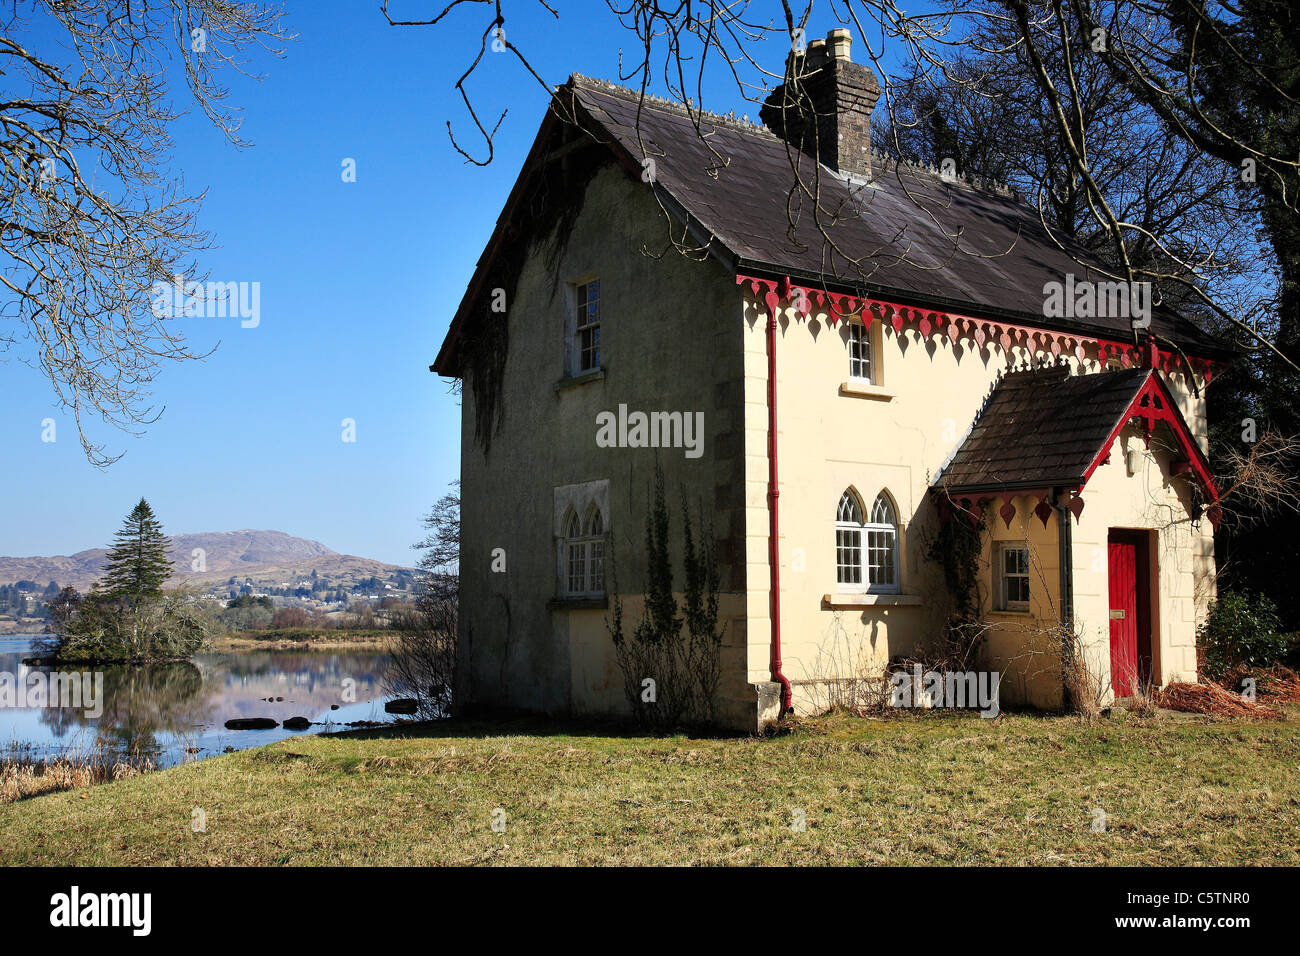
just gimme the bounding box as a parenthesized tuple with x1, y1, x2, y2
(933, 365, 1213, 501)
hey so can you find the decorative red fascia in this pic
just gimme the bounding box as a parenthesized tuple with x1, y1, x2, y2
(736, 274, 1220, 384)
(934, 487, 1086, 529)
(1080, 371, 1221, 525)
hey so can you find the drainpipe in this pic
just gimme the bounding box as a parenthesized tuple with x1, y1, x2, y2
(767, 281, 793, 714)
(1054, 490, 1074, 626)
(1054, 489, 1075, 710)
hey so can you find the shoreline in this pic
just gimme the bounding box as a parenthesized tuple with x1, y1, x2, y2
(208, 629, 395, 652)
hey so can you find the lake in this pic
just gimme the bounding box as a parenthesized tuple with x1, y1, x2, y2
(0, 635, 399, 767)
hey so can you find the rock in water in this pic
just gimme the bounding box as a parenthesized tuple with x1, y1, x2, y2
(283, 716, 311, 730)
(385, 698, 418, 715)
(224, 717, 279, 730)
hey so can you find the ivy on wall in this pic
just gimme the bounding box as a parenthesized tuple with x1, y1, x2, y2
(460, 134, 612, 455)
(606, 461, 725, 728)
(925, 500, 988, 666)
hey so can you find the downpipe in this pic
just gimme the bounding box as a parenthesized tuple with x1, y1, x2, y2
(767, 281, 793, 714)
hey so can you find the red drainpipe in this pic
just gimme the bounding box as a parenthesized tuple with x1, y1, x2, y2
(767, 277, 793, 714)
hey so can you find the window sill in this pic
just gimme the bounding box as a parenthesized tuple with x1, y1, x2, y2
(548, 596, 609, 611)
(822, 593, 922, 609)
(839, 380, 894, 401)
(555, 367, 605, 393)
(990, 607, 1033, 617)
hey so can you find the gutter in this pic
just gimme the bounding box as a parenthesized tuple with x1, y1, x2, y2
(766, 278, 793, 714)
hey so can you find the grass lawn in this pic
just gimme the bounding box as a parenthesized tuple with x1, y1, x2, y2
(2, 709, 1297, 866)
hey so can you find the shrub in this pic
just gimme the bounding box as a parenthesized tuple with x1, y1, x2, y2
(272, 606, 309, 629)
(54, 590, 210, 663)
(607, 464, 724, 729)
(1199, 591, 1289, 678)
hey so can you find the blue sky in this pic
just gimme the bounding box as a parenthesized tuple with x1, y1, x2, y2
(0, 2, 905, 567)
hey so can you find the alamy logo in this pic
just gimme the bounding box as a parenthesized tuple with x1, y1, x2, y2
(890, 665, 1001, 718)
(150, 275, 260, 328)
(595, 404, 704, 459)
(1042, 275, 1151, 329)
(49, 886, 151, 936)
(0, 670, 103, 718)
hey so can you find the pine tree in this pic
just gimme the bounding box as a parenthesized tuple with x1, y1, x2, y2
(101, 498, 173, 599)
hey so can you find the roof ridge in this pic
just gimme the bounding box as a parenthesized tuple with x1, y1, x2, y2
(867, 150, 1020, 200)
(567, 73, 778, 139)
(568, 73, 1020, 201)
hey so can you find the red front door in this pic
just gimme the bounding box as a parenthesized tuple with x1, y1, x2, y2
(1107, 531, 1151, 697)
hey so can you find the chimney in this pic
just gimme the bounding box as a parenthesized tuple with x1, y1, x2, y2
(760, 28, 881, 179)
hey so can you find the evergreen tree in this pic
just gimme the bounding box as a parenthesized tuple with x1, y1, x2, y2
(101, 498, 173, 599)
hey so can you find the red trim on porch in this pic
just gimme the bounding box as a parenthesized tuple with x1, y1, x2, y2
(1079, 369, 1220, 523)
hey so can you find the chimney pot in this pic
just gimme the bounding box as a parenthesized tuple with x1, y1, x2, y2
(805, 38, 827, 70)
(826, 29, 852, 61)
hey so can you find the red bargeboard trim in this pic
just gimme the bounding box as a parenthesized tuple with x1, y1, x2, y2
(1080, 371, 1220, 510)
(735, 274, 1221, 384)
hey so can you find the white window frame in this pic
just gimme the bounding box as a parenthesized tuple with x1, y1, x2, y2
(560, 506, 607, 599)
(835, 490, 865, 592)
(586, 508, 605, 594)
(567, 276, 601, 376)
(864, 492, 900, 594)
(848, 319, 875, 383)
(998, 544, 1031, 610)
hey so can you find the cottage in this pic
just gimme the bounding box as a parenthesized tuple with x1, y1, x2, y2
(433, 29, 1229, 731)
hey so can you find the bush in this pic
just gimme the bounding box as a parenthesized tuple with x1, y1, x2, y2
(607, 466, 724, 730)
(272, 606, 309, 629)
(220, 595, 274, 631)
(54, 590, 211, 663)
(1199, 591, 1290, 678)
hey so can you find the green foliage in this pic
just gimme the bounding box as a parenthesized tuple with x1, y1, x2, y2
(638, 465, 680, 650)
(219, 595, 274, 631)
(926, 509, 985, 621)
(460, 149, 612, 455)
(680, 489, 724, 714)
(608, 463, 725, 728)
(101, 498, 173, 600)
(925, 505, 988, 667)
(1199, 590, 1291, 678)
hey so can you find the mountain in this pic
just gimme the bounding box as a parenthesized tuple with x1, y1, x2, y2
(0, 530, 410, 592)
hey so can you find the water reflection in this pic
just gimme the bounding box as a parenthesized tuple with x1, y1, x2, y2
(0, 637, 394, 766)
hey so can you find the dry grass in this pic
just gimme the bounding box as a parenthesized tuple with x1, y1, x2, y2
(1, 746, 154, 804)
(1155, 681, 1285, 720)
(1, 707, 1298, 866)
(1220, 665, 1300, 704)
(209, 630, 394, 652)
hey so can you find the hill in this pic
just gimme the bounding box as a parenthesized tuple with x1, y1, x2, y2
(0, 530, 409, 593)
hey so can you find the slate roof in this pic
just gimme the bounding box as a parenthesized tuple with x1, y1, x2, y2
(935, 366, 1153, 493)
(563, 75, 1227, 358)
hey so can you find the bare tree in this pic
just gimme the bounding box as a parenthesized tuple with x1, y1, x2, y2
(385, 590, 457, 718)
(1216, 430, 1300, 525)
(386, 0, 1295, 372)
(413, 480, 459, 600)
(385, 479, 460, 717)
(1, 1, 290, 465)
